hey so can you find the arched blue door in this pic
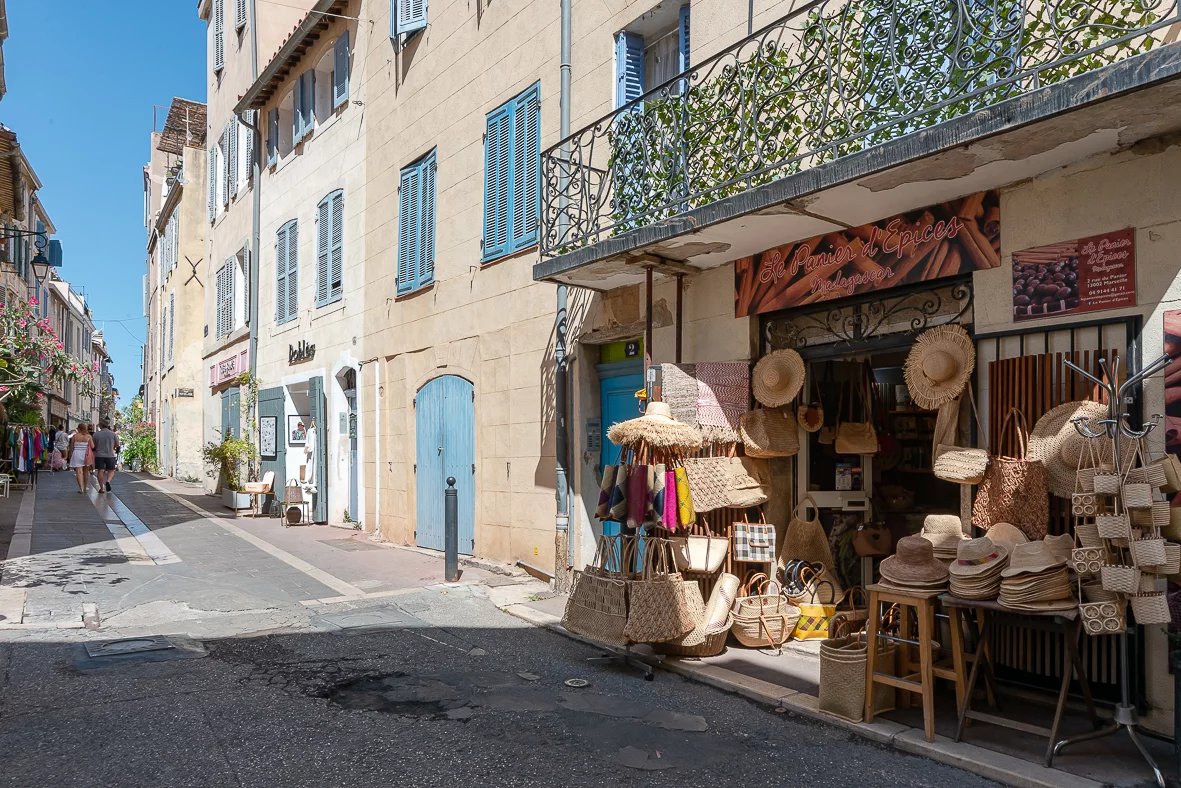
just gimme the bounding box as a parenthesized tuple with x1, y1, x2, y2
(415, 375, 475, 554)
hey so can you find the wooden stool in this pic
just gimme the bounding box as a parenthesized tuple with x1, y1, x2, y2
(865, 584, 968, 742)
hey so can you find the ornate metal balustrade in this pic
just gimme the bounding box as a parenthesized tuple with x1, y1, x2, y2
(543, 0, 1179, 257)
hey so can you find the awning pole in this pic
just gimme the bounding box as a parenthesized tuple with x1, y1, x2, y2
(675, 273, 684, 364)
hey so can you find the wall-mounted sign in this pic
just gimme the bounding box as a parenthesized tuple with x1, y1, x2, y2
(734, 192, 1000, 317)
(585, 418, 602, 453)
(209, 348, 249, 387)
(624, 341, 640, 358)
(260, 416, 277, 458)
(175, 388, 194, 398)
(289, 340, 316, 364)
(1011, 228, 1135, 322)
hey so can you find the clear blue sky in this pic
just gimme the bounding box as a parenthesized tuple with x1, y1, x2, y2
(3, 1, 206, 408)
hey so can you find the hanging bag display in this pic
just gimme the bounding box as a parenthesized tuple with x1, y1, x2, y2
(724, 455, 770, 509)
(739, 407, 800, 458)
(1071, 438, 1100, 518)
(971, 408, 1049, 540)
(681, 456, 730, 514)
(933, 389, 990, 484)
(733, 510, 776, 563)
(561, 535, 630, 644)
(835, 370, 878, 456)
(1121, 442, 1154, 510)
(798, 376, 824, 434)
(623, 538, 695, 643)
(670, 521, 729, 573)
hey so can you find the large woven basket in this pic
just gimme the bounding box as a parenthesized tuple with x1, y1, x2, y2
(1071, 547, 1105, 576)
(1125, 465, 1167, 488)
(661, 575, 736, 658)
(1122, 483, 1154, 509)
(1130, 592, 1170, 624)
(1100, 564, 1141, 595)
(818, 635, 896, 722)
(1080, 599, 1126, 636)
(739, 408, 800, 459)
(731, 601, 801, 649)
(1075, 521, 1102, 548)
(1130, 537, 1167, 568)
(1081, 582, 1118, 603)
(1097, 513, 1131, 540)
(1093, 471, 1121, 495)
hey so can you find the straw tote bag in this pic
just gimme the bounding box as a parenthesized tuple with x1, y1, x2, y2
(739, 407, 800, 458)
(933, 388, 990, 485)
(971, 408, 1049, 540)
(681, 456, 730, 514)
(798, 378, 824, 434)
(623, 539, 695, 643)
(562, 535, 630, 644)
(725, 456, 770, 509)
(782, 496, 836, 567)
(835, 374, 878, 456)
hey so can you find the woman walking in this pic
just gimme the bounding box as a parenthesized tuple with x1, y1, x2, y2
(52, 427, 69, 472)
(69, 424, 93, 494)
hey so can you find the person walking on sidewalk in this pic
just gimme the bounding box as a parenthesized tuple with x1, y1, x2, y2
(92, 421, 120, 494)
(51, 425, 68, 472)
(68, 424, 94, 494)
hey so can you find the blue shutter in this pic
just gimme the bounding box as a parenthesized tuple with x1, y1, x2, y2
(48, 239, 62, 268)
(302, 70, 316, 135)
(333, 32, 350, 109)
(329, 190, 344, 302)
(275, 224, 288, 323)
(678, 5, 691, 72)
(293, 82, 303, 141)
(396, 0, 428, 36)
(267, 109, 279, 165)
(397, 165, 420, 295)
(509, 84, 540, 252)
(316, 196, 330, 305)
(286, 220, 299, 319)
(482, 104, 511, 261)
(419, 153, 436, 288)
(615, 31, 645, 108)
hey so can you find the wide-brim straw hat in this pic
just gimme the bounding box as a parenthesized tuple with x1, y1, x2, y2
(1000, 540, 1068, 578)
(986, 522, 1029, 549)
(921, 514, 967, 549)
(752, 349, 805, 408)
(1028, 400, 1109, 498)
(880, 535, 950, 586)
(948, 537, 1009, 577)
(903, 324, 976, 410)
(607, 401, 703, 450)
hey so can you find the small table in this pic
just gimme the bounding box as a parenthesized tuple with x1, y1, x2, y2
(941, 595, 1102, 767)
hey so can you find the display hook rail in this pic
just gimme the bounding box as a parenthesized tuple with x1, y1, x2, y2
(1055, 353, 1168, 788)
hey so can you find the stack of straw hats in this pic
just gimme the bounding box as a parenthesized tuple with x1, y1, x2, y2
(985, 522, 1029, 549)
(879, 535, 949, 594)
(921, 515, 968, 562)
(948, 537, 1009, 600)
(998, 540, 1075, 612)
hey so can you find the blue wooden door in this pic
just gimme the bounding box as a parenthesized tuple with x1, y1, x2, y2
(258, 386, 286, 514)
(598, 365, 644, 540)
(308, 375, 328, 523)
(415, 375, 475, 554)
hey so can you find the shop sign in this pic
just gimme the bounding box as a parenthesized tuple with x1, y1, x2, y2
(175, 388, 194, 398)
(734, 192, 1000, 317)
(1011, 228, 1135, 322)
(289, 340, 316, 364)
(209, 348, 249, 387)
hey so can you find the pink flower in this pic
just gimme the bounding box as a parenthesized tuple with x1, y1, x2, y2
(28, 298, 37, 306)
(16, 320, 25, 329)
(55, 342, 63, 350)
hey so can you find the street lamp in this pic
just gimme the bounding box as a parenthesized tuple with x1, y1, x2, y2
(0, 228, 58, 285)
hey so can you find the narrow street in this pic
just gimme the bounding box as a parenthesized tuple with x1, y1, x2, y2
(0, 472, 993, 787)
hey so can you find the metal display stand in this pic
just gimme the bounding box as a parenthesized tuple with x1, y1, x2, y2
(587, 645, 662, 680)
(1054, 353, 1170, 788)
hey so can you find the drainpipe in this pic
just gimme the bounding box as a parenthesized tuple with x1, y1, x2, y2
(553, 0, 573, 592)
(246, 0, 261, 377)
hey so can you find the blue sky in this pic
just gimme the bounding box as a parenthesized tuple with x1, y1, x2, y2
(3, 1, 206, 408)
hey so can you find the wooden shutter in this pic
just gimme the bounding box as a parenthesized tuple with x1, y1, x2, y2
(228, 121, 239, 197)
(333, 32, 350, 109)
(287, 220, 299, 320)
(678, 5, 690, 72)
(168, 292, 175, 362)
(267, 109, 279, 165)
(244, 112, 254, 184)
(293, 82, 303, 141)
(220, 126, 230, 207)
(397, 0, 428, 35)
(213, 0, 225, 72)
(419, 153, 436, 288)
(397, 165, 420, 295)
(330, 191, 343, 300)
(615, 31, 645, 108)
(215, 264, 228, 337)
(240, 246, 250, 326)
(482, 105, 511, 260)
(235, 0, 247, 29)
(208, 145, 216, 220)
(302, 71, 316, 137)
(275, 224, 288, 323)
(316, 195, 330, 305)
(510, 84, 540, 252)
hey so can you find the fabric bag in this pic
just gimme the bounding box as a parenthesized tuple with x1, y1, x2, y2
(594, 464, 616, 519)
(671, 525, 729, 573)
(971, 408, 1049, 539)
(608, 464, 629, 521)
(933, 388, 989, 485)
(739, 408, 799, 458)
(681, 456, 730, 514)
(674, 465, 696, 527)
(561, 535, 630, 644)
(623, 539, 695, 643)
(792, 580, 838, 640)
(733, 513, 776, 563)
(626, 464, 649, 529)
(835, 374, 878, 455)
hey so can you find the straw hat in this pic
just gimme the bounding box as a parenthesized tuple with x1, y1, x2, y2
(1044, 533, 1074, 564)
(752, 349, 805, 408)
(948, 537, 1009, 576)
(1000, 540, 1067, 578)
(880, 535, 950, 586)
(986, 522, 1028, 549)
(607, 401, 703, 450)
(1027, 400, 1108, 498)
(903, 324, 976, 410)
(921, 514, 967, 551)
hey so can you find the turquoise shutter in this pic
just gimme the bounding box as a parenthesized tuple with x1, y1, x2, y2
(333, 32, 350, 109)
(509, 84, 540, 252)
(213, 0, 225, 72)
(396, 0, 428, 36)
(330, 191, 343, 301)
(482, 104, 511, 260)
(275, 224, 288, 322)
(286, 220, 299, 319)
(316, 195, 330, 305)
(419, 153, 436, 288)
(615, 31, 645, 108)
(396, 165, 420, 295)
(678, 5, 690, 72)
(267, 109, 279, 165)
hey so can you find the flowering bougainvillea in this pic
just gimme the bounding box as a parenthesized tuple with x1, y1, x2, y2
(0, 297, 95, 404)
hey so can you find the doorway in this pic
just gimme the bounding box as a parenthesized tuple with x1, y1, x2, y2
(340, 368, 359, 523)
(597, 360, 644, 538)
(415, 375, 475, 554)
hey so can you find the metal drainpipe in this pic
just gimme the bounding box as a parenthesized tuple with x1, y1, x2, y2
(246, 0, 261, 377)
(553, 0, 573, 592)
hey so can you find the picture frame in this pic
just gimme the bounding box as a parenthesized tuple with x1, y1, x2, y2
(288, 415, 308, 446)
(259, 416, 277, 458)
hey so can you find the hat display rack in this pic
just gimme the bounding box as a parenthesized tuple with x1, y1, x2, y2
(1053, 352, 1170, 788)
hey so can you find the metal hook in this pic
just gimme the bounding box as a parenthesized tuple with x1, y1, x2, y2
(1070, 415, 1107, 439)
(1117, 413, 1162, 440)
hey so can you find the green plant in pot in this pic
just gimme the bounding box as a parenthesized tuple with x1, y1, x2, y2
(202, 436, 256, 493)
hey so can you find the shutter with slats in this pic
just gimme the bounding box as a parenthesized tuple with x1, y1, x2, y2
(213, 0, 225, 72)
(275, 224, 288, 323)
(227, 256, 237, 334)
(510, 85, 541, 251)
(293, 81, 303, 141)
(244, 112, 255, 184)
(236, 0, 247, 29)
(240, 246, 251, 326)
(330, 191, 343, 300)
(221, 126, 230, 207)
(302, 71, 316, 137)
(208, 145, 216, 220)
(615, 31, 645, 108)
(419, 154, 436, 288)
(482, 105, 511, 260)
(316, 196, 330, 305)
(228, 121, 239, 197)
(215, 264, 228, 337)
(168, 292, 175, 362)
(267, 109, 279, 165)
(397, 0, 428, 35)
(397, 166, 420, 295)
(678, 5, 691, 72)
(333, 32, 350, 109)
(287, 220, 299, 320)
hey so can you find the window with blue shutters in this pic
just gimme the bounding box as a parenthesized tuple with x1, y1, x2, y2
(316, 190, 343, 307)
(615, 32, 644, 108)
(293, 71, 315, 142)
(614, 5, 690, 106)
(391, 0, 428, 39)
(396, 150, 437, 295)
(333, 32, 350, 109)
(481, 82, 540, 263)
(275, 219, 298, 323)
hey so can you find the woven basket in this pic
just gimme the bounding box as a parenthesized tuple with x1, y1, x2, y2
(1154, 542, 1181, 575)
(1130, 501, 1170, 529)
(933, 446, 989, 485)
(1077, 465, 1104, 493)
(1093, 471, 1121, 495)
(1129, 592, 1170, 624)
(562, 569, 629, 644)
(1082, 582, 1118, 603)
(1138, 573, 1159, 594)
(739, 408, 800, 459)
(661, 578, 735, 657)
(1126, 465, 1168, 488)
(818, 635, 896, 722)
(1097, 513, 1131, 540)
(1075, 521, 1102, 548)
(681, 457, 730, 514)
(1100, 564, 1141, 594)
(1071, 547, 1105, 576)
(1130, 537, 1167, 568)
(1122, 483, 1154, 509)
(1079, 600, 1126, 636)
(1071, 493, 1098, 518)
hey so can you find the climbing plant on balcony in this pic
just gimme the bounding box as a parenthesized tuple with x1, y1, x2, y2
(0, 296, 95, 410)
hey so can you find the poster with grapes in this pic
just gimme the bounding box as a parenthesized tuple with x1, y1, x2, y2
(1011, 228, 1135, 321)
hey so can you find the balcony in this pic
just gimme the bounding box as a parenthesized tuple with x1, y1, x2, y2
(537, 0, 1181, 287)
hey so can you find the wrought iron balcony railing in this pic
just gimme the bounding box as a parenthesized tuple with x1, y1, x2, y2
(542, 0, 1179, 257)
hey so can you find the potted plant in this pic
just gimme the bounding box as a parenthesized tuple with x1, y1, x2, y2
(202, 436, 256, 511)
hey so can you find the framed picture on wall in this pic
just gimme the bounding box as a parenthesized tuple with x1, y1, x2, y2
(259, 416, 277, 458)
(288, 415, 308, 446)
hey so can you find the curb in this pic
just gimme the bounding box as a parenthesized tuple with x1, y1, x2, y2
(494, 600, 1104, 788)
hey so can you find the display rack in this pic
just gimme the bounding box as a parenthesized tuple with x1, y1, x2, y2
(1055, 352, 1170, 788)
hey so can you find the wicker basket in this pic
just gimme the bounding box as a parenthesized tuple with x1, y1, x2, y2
(731, 607, 800, 648)
(1079, 599, 1126, 636)
(1129, 592, 1170, 624)
(1100, 564, 1141, 594)
(1097, 513, 1131, 540)
(1125, 465, 1167, 488)
(1071, 547, 1105, 576)
(1093, 471, 1121, 495)
(1130, 537, 1167, 568)
(1138, 573, 1160, 594)
(1075, 521, 1102, 548)
(1082, 582, 1118, 603)
(1130, 501, 1170, 529)
(1155, 542, 1181, 575)
(818, 635, 896, 722)
(1122, 483, 1154, 509)
(1071, 493, 1098, 518)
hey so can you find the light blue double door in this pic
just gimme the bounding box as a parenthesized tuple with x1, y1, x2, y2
(415, 375, 475, 554)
